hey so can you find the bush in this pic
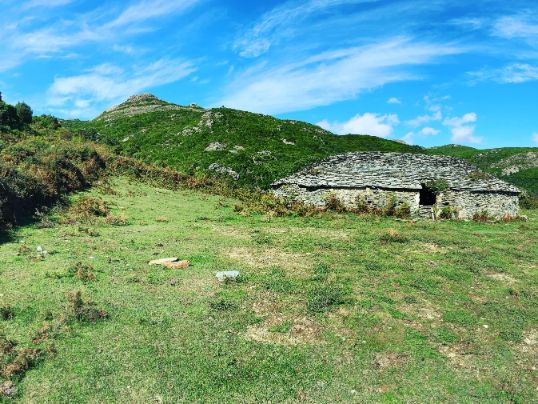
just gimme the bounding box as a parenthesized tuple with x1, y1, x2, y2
(425, 179, 449, 192)
(325, 194, 346, 213)
(520, 192, 538, 209)
(66, 291, 108, 322)
(473, 211, 494, 223)
(439, 206, 454, 219)
(394, 202, 411, 218)
(15, 103, 32, 125)
(0, 139, 106, 231)
(70, 197, 110, 219)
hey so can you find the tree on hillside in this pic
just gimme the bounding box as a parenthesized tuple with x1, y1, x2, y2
(0, 101, 19, 128)
(15, 102, 33, 124)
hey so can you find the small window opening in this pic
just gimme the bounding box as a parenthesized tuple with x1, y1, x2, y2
(419, 184, 437, 205)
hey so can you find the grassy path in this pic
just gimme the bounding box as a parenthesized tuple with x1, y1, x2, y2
(1, 177, 537, 402)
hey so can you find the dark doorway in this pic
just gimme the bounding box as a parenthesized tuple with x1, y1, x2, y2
(419, 184, 436, 205)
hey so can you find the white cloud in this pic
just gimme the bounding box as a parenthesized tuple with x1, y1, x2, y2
(443, 112, 481, 143)
(219, 37, 462, 114)
(443, 112, 476, 127)
(0, 0, 201, 72)
(234, 0, 376, 58)
(420, 127, 440, 136)
(106, 0, 199, 28)
(23, 0, 73, 9)
(317, 113, 399, 137)
(407, 110, 442, 127)
(493, 14, 538, 41)
(450, 17, 484, 30)
(469, 63, 538, 84)
(387, 97, 401, 104)
(47, 58, 196, 117)
(533, 133, 538, 144)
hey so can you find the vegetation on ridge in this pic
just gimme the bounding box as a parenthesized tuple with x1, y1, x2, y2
(63, 95, 538, 198)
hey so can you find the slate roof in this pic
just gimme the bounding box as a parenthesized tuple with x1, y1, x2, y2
(272, 152, 520, 194)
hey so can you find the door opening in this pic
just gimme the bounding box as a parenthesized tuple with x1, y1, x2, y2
(419, 184, 436, 205)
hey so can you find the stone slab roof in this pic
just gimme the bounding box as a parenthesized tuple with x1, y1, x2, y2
(272, 152, 520, 194)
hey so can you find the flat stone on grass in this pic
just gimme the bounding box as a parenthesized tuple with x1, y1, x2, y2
(216, 271, 240, 282)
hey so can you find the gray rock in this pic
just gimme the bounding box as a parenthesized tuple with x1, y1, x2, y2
(216, 271, 240, 282)
(205, 142, 227, 152)
(208, 163, 240, 180)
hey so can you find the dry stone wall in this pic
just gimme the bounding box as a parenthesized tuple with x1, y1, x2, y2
(436, 191, 519, 220)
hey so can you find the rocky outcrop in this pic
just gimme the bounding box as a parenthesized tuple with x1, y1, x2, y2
(208, 163, 240, 180)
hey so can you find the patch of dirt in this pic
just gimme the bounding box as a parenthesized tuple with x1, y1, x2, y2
(523, 329, 538, 347)
(437, 342, 477, 370)
(225, 247, 313, 273)
(245, 318, 322, 346)
(373, 352, 408, 369)
(399, 299, 442, 325)
(244, 292, 323, 345)
(211, 225, 251, 240)
(485, 272, 517, 284)
(264, 226, 351, 241)
(0, 381, 16, 398)
(416, 242, 448, 254)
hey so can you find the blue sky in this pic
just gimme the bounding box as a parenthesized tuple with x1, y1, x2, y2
(1, 0, 538, 148)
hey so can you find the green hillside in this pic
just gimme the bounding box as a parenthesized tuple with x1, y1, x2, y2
(427, 145, 538, 196)
(64, 94, 420, 189)
(64, 94, 538, 196)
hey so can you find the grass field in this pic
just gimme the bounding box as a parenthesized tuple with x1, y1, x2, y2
(1, 177, 537, 402)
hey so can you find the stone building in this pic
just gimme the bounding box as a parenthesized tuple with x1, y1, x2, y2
(271, 152, 521, 220)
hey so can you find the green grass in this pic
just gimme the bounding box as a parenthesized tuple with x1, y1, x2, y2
(1, 177, 537, 402)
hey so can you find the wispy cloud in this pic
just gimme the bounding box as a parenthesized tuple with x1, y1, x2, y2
(23, 0, 73, 9)
(219, 37, 462, 114)
(234, 0, 377, 58)
(47, 58, 196, 118)
(468, 63, 538, 84)
(533, 133, 538, 144)
(317, 112, 398, 137)
(106, 0, 199, 28)
(493, 13, 538, 41)
(387, 97, 401, 104)
(0, 0, 201, 72)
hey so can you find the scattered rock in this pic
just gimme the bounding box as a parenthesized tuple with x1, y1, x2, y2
(282, 138, 295, 145)
(0, 381, 16, 398)
(149, 258, 190, 269)
(216, 271, 240, 282)
(374, 352, 407, 369)
(163, 260, 190, 269)
(230, 145, 245, 154)
(208, 163, 240, 180)
(205, 142, 227, 152)
(149, 258, 179, 266)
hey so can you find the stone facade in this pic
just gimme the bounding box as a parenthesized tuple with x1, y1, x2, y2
(272, 152, 521, 220)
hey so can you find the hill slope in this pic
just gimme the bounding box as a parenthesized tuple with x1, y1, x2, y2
(64, 94, 421, 189)
(426, 145, 538, 196)
(64, 94, 538, 194)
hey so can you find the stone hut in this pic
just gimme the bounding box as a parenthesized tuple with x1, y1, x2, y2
(271, 152, 520, 219)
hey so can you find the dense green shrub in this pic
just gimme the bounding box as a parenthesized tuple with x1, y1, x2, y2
(0, 138, 107, 231)
(15, 103, 33, 124)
